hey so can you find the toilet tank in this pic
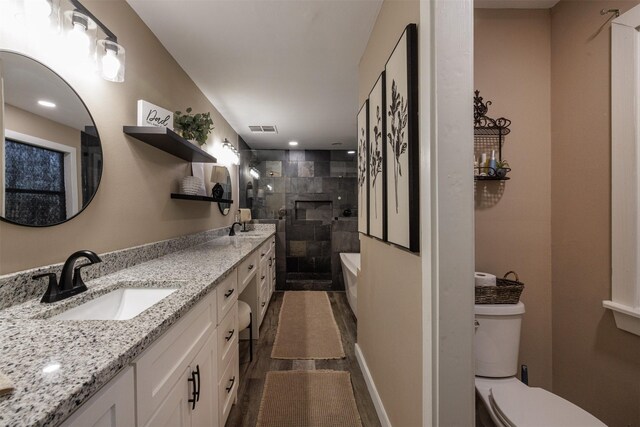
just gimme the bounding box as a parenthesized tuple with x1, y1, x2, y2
(474, 302, 525, 378)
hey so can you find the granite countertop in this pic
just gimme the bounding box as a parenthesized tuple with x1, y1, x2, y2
(0, 228, 275, 427)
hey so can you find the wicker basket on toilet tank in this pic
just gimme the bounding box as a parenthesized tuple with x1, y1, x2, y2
(475, 271, 524, 304)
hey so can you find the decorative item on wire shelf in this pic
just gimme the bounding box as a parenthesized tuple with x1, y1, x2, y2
(180, 176, 203, 196)
(475, 271, 524, 304)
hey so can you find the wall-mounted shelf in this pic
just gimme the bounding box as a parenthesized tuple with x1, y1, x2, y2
(171, 193, 234, 203)
(475, 176, 510, 181)
(474, 90, 512, 181)
(123, 126, 217, 163)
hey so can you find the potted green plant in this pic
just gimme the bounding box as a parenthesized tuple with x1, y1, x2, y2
(174, 107, 215, 146)
(496, 159, 511, 178)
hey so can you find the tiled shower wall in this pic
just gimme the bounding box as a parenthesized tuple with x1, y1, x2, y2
(239, 149, 360, 291)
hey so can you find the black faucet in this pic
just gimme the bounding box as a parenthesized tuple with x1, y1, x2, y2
(33, 250, 103, 303)
(229, 222, 243, 237)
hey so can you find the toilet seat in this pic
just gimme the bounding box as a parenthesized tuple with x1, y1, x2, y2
(476, 378, 605, 427)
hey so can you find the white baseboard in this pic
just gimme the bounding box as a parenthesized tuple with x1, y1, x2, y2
(355, 343, 392, 427)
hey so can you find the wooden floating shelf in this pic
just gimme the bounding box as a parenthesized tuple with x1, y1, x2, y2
(123, 126, 217, 163)
(171, 193, 234, 203)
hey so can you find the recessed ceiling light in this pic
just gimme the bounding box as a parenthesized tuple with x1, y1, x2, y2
(38, 100, 56, 108)
(289, 141, 298, 146)
(347, 150, 356, 155)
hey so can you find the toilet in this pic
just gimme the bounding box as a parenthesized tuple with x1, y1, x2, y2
(474, 302, 605, 427)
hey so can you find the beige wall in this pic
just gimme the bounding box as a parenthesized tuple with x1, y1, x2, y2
(357, 1, 422, 425)
(5, 104, 83, 213)
(0, 0, 238, 275)
(474, 9, 553, 390)
(550, 2, 640, 425)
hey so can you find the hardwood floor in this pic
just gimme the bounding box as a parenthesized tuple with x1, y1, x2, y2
(226, 291, 381, 427)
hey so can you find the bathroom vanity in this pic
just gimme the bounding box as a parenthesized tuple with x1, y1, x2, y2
(0, 225, 276, 427)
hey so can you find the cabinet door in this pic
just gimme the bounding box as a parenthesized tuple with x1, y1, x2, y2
(135, 289, 217, 426)
(144, 332, 218, 427)
(191, 331, 219, 427)
(61, 368, 135, 427)
(143, 367, 191, 427)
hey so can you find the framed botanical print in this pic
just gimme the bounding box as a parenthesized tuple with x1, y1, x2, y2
(368, 72, 386, 241)
(385, 23, 419, 252)
(357, 100, 369, 235)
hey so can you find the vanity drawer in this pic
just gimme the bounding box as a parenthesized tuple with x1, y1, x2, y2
(259, 256, 269, 283)
(258, 241, 270, 262)
(259, 285, 269, 320)
(134, 289, 217, 427)
(216, 270, 238, 324)
(238, 252, 258, 290)
(217, 304, 238, 372)
(218, 352, 239, 427)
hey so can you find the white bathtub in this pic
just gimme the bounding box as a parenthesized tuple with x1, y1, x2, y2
(339, 253, 360, 318)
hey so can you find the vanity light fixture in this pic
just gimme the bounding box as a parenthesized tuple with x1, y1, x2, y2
(97, 38, 125, 82)
(250, 167, 260, 180)
(289, 141, 298, 146)
(24, 0, 127, 82)
(65, 10, 93, 56)
(25, 0, 53, 21)
(222, 139, 240, 166)
(37, 100, 56, 108)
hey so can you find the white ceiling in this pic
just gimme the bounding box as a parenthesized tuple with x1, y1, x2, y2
(127, 0, 383, 150)
(475, 0, 559, 8)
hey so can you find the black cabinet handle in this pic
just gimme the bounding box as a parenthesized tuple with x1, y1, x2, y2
(194, 365, 201, 402)
(268, 259, 273, 267)
(248, 264, 254, 270)
(225, 329, 235, 341)
(187, 365, 201, 409)
(261, 275, 266, 280)
(226, 376, 236, 393)
(261, 252, 265, 257)
(224, 289, 235, 298)
(188, 371, 197, 409)
(261, 302, 266, 307)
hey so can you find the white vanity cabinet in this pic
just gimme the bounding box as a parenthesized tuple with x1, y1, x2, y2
(135, 286, 220, 427)
(60, 367, 135, 427)
(55, 237, 284, 427)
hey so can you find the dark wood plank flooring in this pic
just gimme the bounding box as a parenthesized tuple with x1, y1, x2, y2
(226, 291, 381, 427)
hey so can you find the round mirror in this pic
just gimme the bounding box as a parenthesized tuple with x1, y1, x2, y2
(211, 166, 232, 215)
(0, 51, 102, 227)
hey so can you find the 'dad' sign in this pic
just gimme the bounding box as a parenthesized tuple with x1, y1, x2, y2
(137, 100, 173, 129)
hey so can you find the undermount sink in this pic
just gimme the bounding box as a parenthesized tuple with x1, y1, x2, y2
(52, 288, 178, 321)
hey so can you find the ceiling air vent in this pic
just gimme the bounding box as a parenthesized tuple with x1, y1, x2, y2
(248, 125, 278, 134)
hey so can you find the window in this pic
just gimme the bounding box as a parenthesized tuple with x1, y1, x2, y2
(4, 139, 67, 225)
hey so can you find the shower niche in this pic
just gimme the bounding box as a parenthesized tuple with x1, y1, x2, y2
(295, 200, 333, 221)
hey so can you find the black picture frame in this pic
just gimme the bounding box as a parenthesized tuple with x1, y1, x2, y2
(367, 72, 387, 241)
(357, 100, 370, 235)
(384, 23, 419, 253)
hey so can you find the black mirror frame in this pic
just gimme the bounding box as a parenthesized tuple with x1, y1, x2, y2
(0, 50, 103, 228)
